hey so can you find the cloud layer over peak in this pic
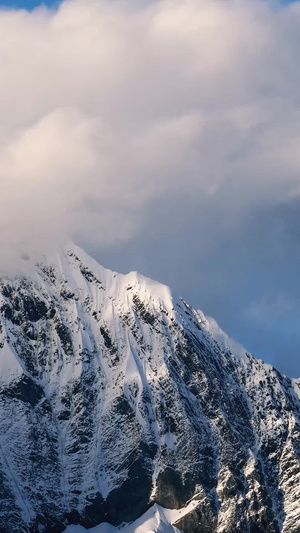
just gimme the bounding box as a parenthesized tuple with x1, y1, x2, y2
(1, 0, 300, 373)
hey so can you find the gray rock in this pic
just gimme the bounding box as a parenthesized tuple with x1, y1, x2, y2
(0, 244, 299, 532)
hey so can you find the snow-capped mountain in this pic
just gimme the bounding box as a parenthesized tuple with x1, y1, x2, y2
(1, 244, 300, 532)
(63, 500, 198, 533)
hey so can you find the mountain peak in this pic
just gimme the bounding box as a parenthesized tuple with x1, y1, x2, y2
(1, 245, 300, 532)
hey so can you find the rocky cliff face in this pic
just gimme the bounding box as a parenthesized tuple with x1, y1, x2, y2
(1, 244, 300, 533)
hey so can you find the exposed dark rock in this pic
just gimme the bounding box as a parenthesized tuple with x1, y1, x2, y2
(0, 245, 300, 532)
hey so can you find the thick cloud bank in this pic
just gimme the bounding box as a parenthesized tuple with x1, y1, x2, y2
(1, 0, 300, 374)
(0, 0, 300, 265)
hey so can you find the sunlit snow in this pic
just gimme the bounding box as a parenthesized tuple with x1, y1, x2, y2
(63, 500, 200, 533)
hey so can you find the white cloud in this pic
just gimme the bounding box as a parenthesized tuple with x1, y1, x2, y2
(1, 0, 300, 271)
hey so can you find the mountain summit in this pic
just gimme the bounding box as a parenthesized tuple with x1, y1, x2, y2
(0, 244, 300, 532)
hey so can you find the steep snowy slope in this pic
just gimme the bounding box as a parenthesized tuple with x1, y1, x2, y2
(1, 244, 300, 532)
(63, 500, 199, 533)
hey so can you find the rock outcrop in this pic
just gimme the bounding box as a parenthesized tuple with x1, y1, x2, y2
(0, 244, 300, 532)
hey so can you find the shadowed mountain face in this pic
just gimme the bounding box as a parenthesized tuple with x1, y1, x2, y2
(0, 245, 300, 533)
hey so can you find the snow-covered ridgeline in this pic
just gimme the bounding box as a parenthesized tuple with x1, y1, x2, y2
(63, 500, 200, 533)
(0, 244, 300, 532)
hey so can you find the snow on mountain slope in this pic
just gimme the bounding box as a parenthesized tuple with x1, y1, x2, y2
(63, 500, 199, 533)
(1, 244, 300, 532)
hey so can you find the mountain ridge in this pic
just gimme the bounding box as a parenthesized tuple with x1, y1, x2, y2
(0, 244, 300, 532)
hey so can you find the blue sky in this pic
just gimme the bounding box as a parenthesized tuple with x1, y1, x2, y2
(0, 0, 297, 8)
(0, 0, 57, 8)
